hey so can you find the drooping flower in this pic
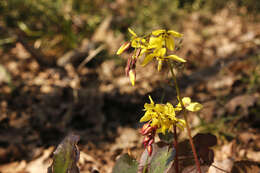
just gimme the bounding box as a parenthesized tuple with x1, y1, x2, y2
(125, 54, 138, 86)
(140, 122, 157, 156)
(116, 28, 186, 85)
(141, 29, 186, 71)
(140, 96, 186, 134)
(116, 28, 147, 55)
(175, 97, 203, 112)
(128, 69, 136, 86)
(151, 29, 183, 51)
(128, 28, 147, 49)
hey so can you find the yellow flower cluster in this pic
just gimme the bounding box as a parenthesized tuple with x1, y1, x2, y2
(141, 29, 186, 72)
(140, 96, 203, 134)
(117, 28, 186, 85)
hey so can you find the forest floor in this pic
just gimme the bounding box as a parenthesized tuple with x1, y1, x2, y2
(0, 7, 260, 173)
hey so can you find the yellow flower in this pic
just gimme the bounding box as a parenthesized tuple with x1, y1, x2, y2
(148, 35, 164, 49)
(175, 97, 203, 112)
(151, 29, 183, 51)
(141, 29, 186, 71)
(117, 28, 186, 84)
(116, 28, 144, 55)
(131, 37, 146, 48)
(140, 96, 186, 134)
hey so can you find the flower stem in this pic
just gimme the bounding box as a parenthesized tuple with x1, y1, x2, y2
(169, 62, 202, 173)
(173, 125, 179, 173)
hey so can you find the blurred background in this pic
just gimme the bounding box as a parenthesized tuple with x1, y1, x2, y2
(0, 0, 259, 172)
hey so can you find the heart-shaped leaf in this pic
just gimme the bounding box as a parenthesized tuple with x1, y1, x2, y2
(112, 154, 138, 173)
(139, 142, 175, 173)
(48, 134, 80, 173)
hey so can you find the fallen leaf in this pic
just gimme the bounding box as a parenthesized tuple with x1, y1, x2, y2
(225, 94, 259, 115)
(231, 160, 260, 173)
(48, 134, 80, 173)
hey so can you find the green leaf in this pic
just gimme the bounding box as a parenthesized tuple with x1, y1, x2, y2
(139, 133, 217, 173)
(48, 134, 80, 173)
(139, 142, 175, 173)
(112, 154, 138, 173)
(149, 145, 175, 173)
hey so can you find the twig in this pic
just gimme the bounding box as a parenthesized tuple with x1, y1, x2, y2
(77, 44, 106, 71)
(211, 164, 230, 173)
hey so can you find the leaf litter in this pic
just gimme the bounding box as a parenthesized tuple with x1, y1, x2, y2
(0, 5, 260, 173)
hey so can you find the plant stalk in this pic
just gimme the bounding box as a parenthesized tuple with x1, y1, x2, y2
(173, 125, 179, 173)
(169, 62, 202, 173)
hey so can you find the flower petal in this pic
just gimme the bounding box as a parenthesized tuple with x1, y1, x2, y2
(140, 112, 151, 122)
(175, 106, 182, 111)
(141, 54, 154, 66)
(148, 36, 163, 49)
(154, 47, 166, 57)
(186, 102, 203, 112)
(131, 37, 140, 48)
(144, 104, 154, 110)
(148, 95, 154, 105)
(166, 37, 175, 51)
(167, 30, 183, 38)
(160, 124, 168, 134)
(166, 55, 186, 63)
(165, 103, 175, 115)
(182, 97, 191, 105)
(140, 114, 151, 122)
(152, 29, 166, 36)
(128, 28, 137, 37)
(129, 70, 136, 86)
(151, 118, 159, 127)
(157, 59, 163, 72)
(140, 48, 148, 55)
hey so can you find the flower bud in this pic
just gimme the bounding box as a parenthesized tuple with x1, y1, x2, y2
(141, 126, 153, 136)
(143, 135, 151, 147)
(140, 123, 150, 134)
(147, 145, 153, 156)
(157, 60, 163, 72)
(129, 69, 136, 86)
(116, 42, 130, 55)
(148, 138, 154, 146)
(134, 48, 141, 58)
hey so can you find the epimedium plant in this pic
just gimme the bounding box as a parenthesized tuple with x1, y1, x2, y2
(46, 28, 222, 173)
(114, 28, 206, 173)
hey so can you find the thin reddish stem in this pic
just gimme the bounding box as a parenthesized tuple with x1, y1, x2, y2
(183, 113, 202, 173)
(173, 125, 179, 173)
(169, 62, 202, 173)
